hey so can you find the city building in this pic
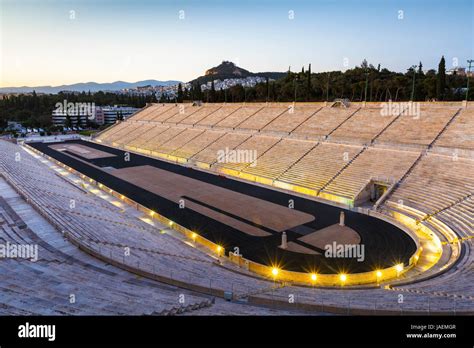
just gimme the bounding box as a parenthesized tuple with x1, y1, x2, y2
(52, 105, 140, 127)
(99, 106, 140, 125)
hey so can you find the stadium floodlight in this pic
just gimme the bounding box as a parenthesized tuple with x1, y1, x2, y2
(376, 270, 382, 278)
(271, 267, 279, 277)
(191, 232, 197, 240)
(216, 245, 223, 254)
(310, 273, 317, 282)
(395, 263, 404, 273)
(168, 221, 173, 227)
(150, 211, 155, 217)
(466, 59, 473, 101)
(339, 274, 347, 282)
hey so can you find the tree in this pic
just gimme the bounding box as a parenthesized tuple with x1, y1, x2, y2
(361, 59, 369, 69)
(418, 61, 423, 75)
(210, 81, 216, 102)
(116, 110, 124, 121)
(307, 63, 312, 101)
(193, 82, 203, 101)
(177, 83, 184, 103)
(437, 56, 446, 100)
(230, 84, 245, 102)
(65, 113, 72, 129)
(265, 77, 270, 102)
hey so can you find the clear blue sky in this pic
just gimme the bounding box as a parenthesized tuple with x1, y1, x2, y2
(0, 0, 472, 86)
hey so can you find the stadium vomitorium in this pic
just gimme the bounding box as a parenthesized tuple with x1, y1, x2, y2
(1, 101, 473, 315)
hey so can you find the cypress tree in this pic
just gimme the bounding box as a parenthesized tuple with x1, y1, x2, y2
(307, 63, 312, 101)
(177, 83, 183, 103)
(265, 77, 269, 102)
(437, 56, 446, 100)
(210, 81, 216, 102)
(194, 82, 203, 101)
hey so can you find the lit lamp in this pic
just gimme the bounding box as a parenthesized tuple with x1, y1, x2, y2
(395, 263, 404, 276)
(271, 267, 279, 277)
(376, 270, 382, 283)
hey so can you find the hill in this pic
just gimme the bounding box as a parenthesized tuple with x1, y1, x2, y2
(191, 61, 286, 85)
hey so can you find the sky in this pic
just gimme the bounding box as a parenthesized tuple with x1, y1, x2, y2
(0, 0, 473, 87)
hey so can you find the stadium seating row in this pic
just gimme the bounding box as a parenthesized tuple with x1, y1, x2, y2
(102, 103, 468, 148)
(0, 176, 212, 315)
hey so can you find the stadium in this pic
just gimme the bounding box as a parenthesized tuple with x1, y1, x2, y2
(1, 101, 473, 315)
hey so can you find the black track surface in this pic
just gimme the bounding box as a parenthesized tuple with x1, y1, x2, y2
(29, 140, 416, 273)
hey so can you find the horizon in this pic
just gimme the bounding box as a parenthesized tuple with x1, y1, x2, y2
(1, 78, 182, 89)
(0, 58, 449, 90)
(1, 0, 473, 87)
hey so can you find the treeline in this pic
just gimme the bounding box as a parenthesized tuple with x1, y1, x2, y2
(1, 57, 471, 129)
(0, 91, 157, 129)
(173, 57, 471, 103)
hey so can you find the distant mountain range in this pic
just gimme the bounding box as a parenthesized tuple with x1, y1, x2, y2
(1, 62, 287, 94)
(190, 61, 286, 85)
(0, 80, 181, 94)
